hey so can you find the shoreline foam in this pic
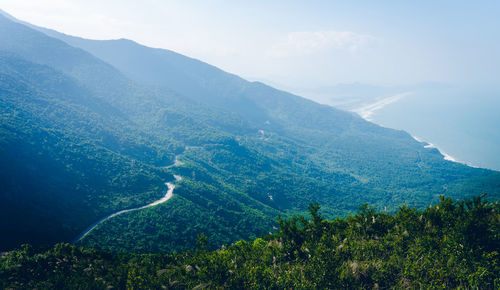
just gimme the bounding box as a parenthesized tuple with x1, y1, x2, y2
(352, 92, 496, 171)
(352, 93, 462, 165)
(410, 135, 458, 162)
(411, 135, 485, 169)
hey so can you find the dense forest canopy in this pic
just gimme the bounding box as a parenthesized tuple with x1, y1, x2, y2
(1, 196, 498, 289)
(0, 10, 499, 258)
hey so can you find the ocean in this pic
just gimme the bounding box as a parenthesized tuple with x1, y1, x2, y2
(363, 87, 500, 171)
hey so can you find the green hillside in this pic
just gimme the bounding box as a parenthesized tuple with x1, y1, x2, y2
(0, 11, 499, 253)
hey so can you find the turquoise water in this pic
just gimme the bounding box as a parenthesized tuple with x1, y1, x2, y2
(369, 87, 500, 171)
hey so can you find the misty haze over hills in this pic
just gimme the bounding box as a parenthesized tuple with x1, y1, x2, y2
(265, 81, 500, 171)
(0, 3, 499, 288)
(1, 6, 498, 172)
(0, 9, 499, 254)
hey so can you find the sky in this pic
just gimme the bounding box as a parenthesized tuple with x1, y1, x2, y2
(1, 0, 499, 89)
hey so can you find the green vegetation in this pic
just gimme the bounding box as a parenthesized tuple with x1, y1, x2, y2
(1, 12, 499, 254)
(1, 196, 498, 289)
(0, 54, 175, 248)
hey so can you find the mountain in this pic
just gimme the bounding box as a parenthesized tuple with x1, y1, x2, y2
(0, 11, 499, 252)
(0, 15, 177, 248)
(0, 13, 281, 252)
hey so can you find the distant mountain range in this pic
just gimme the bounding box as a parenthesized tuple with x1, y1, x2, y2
(1, 10, 499, 252)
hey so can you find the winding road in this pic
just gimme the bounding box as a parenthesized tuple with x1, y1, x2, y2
(72, 171, 183, 244)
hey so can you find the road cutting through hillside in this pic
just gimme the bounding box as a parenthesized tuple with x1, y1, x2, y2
(72, 170, 182, 244)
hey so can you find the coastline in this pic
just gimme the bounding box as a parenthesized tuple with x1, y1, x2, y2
(410, 135, 459, 163)
(351, 93, 464, 165)
(351, 90, 500, 171)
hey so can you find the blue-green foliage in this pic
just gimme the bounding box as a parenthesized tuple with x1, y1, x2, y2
(0, 12, 499, 253)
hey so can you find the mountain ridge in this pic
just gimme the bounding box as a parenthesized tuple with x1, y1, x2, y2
(0, 11, 499, 252)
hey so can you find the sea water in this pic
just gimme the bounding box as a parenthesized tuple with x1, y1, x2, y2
(367, 86, 500, 171)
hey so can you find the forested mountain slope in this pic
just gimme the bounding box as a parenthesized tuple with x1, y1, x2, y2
(28, 17, 500, 202)
(1, 196, 498, 288)
(0, 53, 172, 248)
(0, 11, 499, 252)
(0, 14, 277, 251)
(29, 15, 500, 205)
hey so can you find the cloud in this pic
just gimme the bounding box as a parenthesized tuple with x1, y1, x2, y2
(267, 30, 377, 58)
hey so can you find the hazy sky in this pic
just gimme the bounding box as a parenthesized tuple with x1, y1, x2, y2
(1, 1, 499, 88)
